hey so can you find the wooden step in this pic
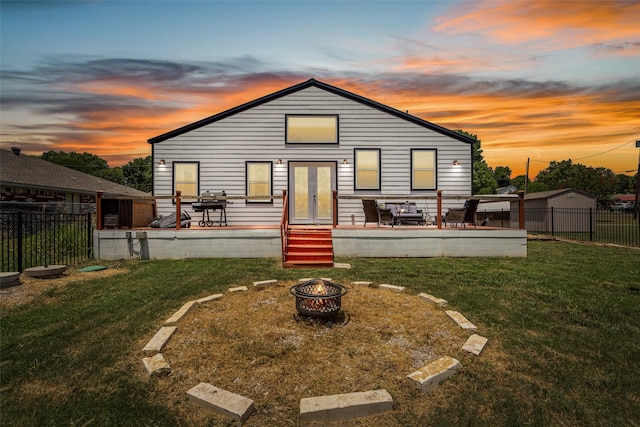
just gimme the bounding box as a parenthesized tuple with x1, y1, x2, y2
(283, 260, 334, 268)
(285, 252, 334, 262)
(286, 244, 333, 253)
(283, 227, 334, 268)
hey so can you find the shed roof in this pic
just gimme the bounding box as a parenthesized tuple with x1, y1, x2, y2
(148, 78, 476, 145)
(524, 188, 596, 201)
(0, 149, 149, 197)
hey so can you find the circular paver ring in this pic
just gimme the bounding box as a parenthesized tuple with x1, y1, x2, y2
(0, 272, 21, 288)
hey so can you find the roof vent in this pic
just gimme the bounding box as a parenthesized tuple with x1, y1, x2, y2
(11, 147, 21, 156)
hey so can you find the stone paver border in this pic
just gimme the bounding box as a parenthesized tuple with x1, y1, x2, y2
(300, 389, 393, 422)
(187, 382, 255, 425)
(141, 278, 487, 424)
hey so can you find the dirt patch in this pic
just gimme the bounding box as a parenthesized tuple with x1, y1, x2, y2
(154, 281, 471, 426)
(0, 265, 127, 310)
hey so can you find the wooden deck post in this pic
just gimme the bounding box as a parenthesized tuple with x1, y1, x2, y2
(517, 190, 525, 230)
(437, 190, 443, 229)
(332, 190, 338, 229)
(96, 191, 103, 230)
(176, 191, 182, 230)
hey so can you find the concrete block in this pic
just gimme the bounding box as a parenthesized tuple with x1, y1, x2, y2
(380, 284, 405, 293)
(143, 326, 177, 356)
(300, 389, 393, 422)
(253, 279, 277, 288)
(228, 286, 248, 293)
(351, 281, 372, 286)
(142, 353, 170, 376)
(333, 263, 351, 269)
(418, 293, 448, 307)
(165, 301, 196, 326)
(196, 293, 223, 304)
(462, 334, 488, 356)
(407, 356, 461, 393)
(445, 310, 477, 332)
(0, 272, 21, 288)
(187, 382, 255, 425)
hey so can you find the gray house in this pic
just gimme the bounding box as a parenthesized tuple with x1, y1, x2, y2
(149, 79, 474, 226)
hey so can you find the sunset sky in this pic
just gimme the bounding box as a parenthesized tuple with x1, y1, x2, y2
(1, 0, 639, 178)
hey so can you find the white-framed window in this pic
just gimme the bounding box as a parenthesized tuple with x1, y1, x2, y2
(246, 161, 273, 203)
(286, 115, 338, 144)
(173, 162, 199, 201)
(355, 148, 381, 190)
(411, 149, 437, 190)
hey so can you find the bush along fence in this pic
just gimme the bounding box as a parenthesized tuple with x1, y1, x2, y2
(524, 208, 640, 248)
(1, 211, 94, 272)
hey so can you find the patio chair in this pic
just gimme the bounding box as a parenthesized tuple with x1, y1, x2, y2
(443, 199, 479, 228)
(362, 199, 395, 227)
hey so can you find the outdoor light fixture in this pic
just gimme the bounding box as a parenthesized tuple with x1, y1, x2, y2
(276, 159, 283, 164)
(343, 159, 348, 165)
(159, 159, 166, 165)
(453, 160, 460, 166)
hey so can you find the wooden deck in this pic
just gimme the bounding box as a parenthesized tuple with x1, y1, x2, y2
(94, 224, 526, 261)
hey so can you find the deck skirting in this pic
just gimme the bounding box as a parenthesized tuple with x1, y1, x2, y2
(332, 228, 527, 257)
(95, 227, 526, 260)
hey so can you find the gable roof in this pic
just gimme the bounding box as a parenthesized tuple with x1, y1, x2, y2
(0, 149, 149, 197)
(148, 78, 476, 145)
(524, 188, 596, 201)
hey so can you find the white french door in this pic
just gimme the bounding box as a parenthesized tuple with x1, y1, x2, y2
(289, 162, 336, 225)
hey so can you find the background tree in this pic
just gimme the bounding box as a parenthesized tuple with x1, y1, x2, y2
(493, 166, 512, 188)
(455, 130, 497, 194)
(534, 159, 617, 205)
(122, 156, 152, 192)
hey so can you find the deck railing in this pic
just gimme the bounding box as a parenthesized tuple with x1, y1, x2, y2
(334, 191, 525, 229)
(96, 190, 525, 230)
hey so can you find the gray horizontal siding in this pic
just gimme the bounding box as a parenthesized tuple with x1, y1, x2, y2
(153, 86, 471, 225)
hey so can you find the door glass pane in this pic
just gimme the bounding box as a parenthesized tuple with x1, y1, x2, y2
(316, 166, 332, 220)
(294, 167, 309, 219)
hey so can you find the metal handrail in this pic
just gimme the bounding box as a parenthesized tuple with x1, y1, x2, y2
(280, 190, 289, 261)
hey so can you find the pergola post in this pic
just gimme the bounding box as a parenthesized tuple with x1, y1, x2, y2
(437, 190, 443, 229)
(96, 191, 103, 230)
(176, 191, 182, 230)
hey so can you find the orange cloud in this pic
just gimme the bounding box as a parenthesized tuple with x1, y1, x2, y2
(433, 0, 640, 51)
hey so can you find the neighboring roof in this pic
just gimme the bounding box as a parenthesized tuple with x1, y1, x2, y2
(524, 188, 596, 201)
(0, 150, 149, 197)
(148, 78, 476, 145)
(612, 194, 636, 201)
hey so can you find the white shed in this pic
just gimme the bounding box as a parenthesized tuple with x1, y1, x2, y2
(149, 79, 474, 226)
(510, 188, 597, 232)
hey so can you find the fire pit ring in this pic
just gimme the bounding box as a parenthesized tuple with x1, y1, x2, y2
(290, 278, 348, 318)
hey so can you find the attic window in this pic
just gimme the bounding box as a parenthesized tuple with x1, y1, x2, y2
(286, 115, 338, 144)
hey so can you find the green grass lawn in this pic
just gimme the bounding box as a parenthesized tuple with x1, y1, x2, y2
(1, 241, 639, 426)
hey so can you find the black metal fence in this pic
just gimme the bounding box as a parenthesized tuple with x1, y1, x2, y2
(1, 205, 94, 272)
(524, 208, 640, 247)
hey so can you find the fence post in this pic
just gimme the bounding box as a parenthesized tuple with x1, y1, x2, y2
(589, 208, 593, 241)
(17, 212, 23, 273)
(551, 207, 555, 236)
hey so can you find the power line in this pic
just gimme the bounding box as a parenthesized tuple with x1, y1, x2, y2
(530, 138, 638, 163)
